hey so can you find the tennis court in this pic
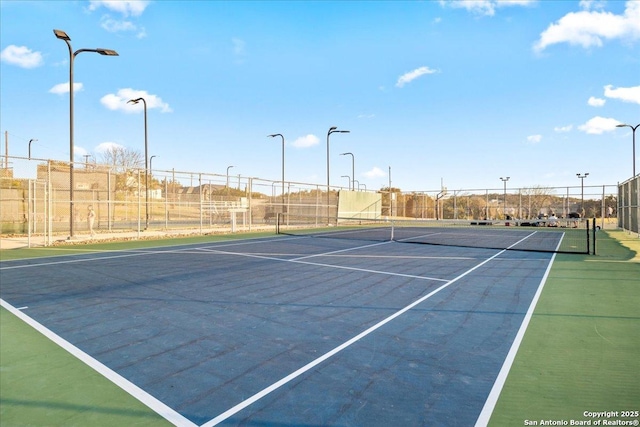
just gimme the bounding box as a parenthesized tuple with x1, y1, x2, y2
(1, 230, 562, 426)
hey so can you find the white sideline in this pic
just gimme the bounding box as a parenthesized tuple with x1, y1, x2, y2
(474, 249, 559, 426)
(0, 298, 196, 427)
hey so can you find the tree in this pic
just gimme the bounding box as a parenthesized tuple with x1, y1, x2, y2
(100, 146, 143, 174)
(99, 146, 143, 193)
(520, 186, 555, 218)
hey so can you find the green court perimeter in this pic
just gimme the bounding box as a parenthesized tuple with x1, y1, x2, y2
(1, 230, 638, 426)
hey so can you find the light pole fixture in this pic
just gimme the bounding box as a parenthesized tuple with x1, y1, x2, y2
(340, 152, 354, 190)
(616, 123, 639, 177)
(150, 155, 157, 174)
(54, 29, 118, 238)
(28, 139, 38, 159)
(268, 133, 285, 208)
(500, 177, 510, 219)
(327, 126, 350, 223)
(577, 172, 589, 214)
(226, 165, 235, 189)
(341, 175, 350, 189)
(127, 97, 149, 229)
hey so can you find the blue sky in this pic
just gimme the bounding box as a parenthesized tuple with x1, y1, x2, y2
(1, 0, 639, 192)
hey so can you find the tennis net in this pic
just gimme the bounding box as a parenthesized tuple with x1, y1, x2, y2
(276, 214, 594, 254)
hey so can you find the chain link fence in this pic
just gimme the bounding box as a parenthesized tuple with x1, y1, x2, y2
(618, 175, 639, 235)
(0, 155, 628, 245)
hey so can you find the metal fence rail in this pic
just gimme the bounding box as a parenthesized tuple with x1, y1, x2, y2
(0, 155, 627, 247)
(618, 175, 639, 235)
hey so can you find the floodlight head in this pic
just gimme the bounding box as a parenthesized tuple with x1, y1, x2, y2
(339, 130, 350, 134)
(53, 29, 71, 41)
(127, 98, 143, 105)
(97, 48, 119, 56)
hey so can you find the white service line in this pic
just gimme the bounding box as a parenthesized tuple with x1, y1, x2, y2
(199, 246, 450, 283)
(290, 240, 392, 261)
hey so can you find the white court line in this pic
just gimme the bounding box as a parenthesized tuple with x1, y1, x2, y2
(0, 298, 197, 427)
(202, 230, 541, 426)
(201, 244, 518, 426)
(0, 251, 159, 270)
(290, 240, 392, 261)
(474, 231, 558, 427)
(199, 246, 450, 283)
(0, 235, 301, 271)
(197, 252, 476, 261)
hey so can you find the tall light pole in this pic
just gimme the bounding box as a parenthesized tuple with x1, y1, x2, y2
(616, 123, 639, 177)
(500, 177, 510, 219)
(127, 97, 149, 229)
(150, 155, 157, 178)
(28, 139, 38, 159)
(577, 172, 589, 214)
(327, 126, 349, 223)
(340, 152, 354, 190)
(226, 165, 234, 192)
(268, 133, 285, 209)
(54, 29, 118, 238)
(388, 166, 392, 218)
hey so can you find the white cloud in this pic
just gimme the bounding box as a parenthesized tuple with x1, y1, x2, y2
(0, 45, 43, 69)
(554, 124, 573, 132)
(578, 116, 621, 134)
(49, 82, 83, 95)
(527, 134, 542, 144)
(363, 167, 387, 179)
(88, 0, 150, 17)
(534, 1, 640, 52)
(357, 113, 375, 119)
(579, 0, 607, 11)
(100, 88, 172, 113)
(604, 84, 640, 105)
(100, 15, 147, 38)
(439, 0, 536, 17)
(95, 141, 124, 153)
(232, 38, 246, 56)
(74, 146, 89, 158)
(291, 134, 319, 148)
(232, 38, 247, 64)
(396, 66, 439, 88)
(587, 96, 606, 107)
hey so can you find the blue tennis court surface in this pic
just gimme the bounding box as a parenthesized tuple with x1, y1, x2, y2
(0, 235, 555, 426)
